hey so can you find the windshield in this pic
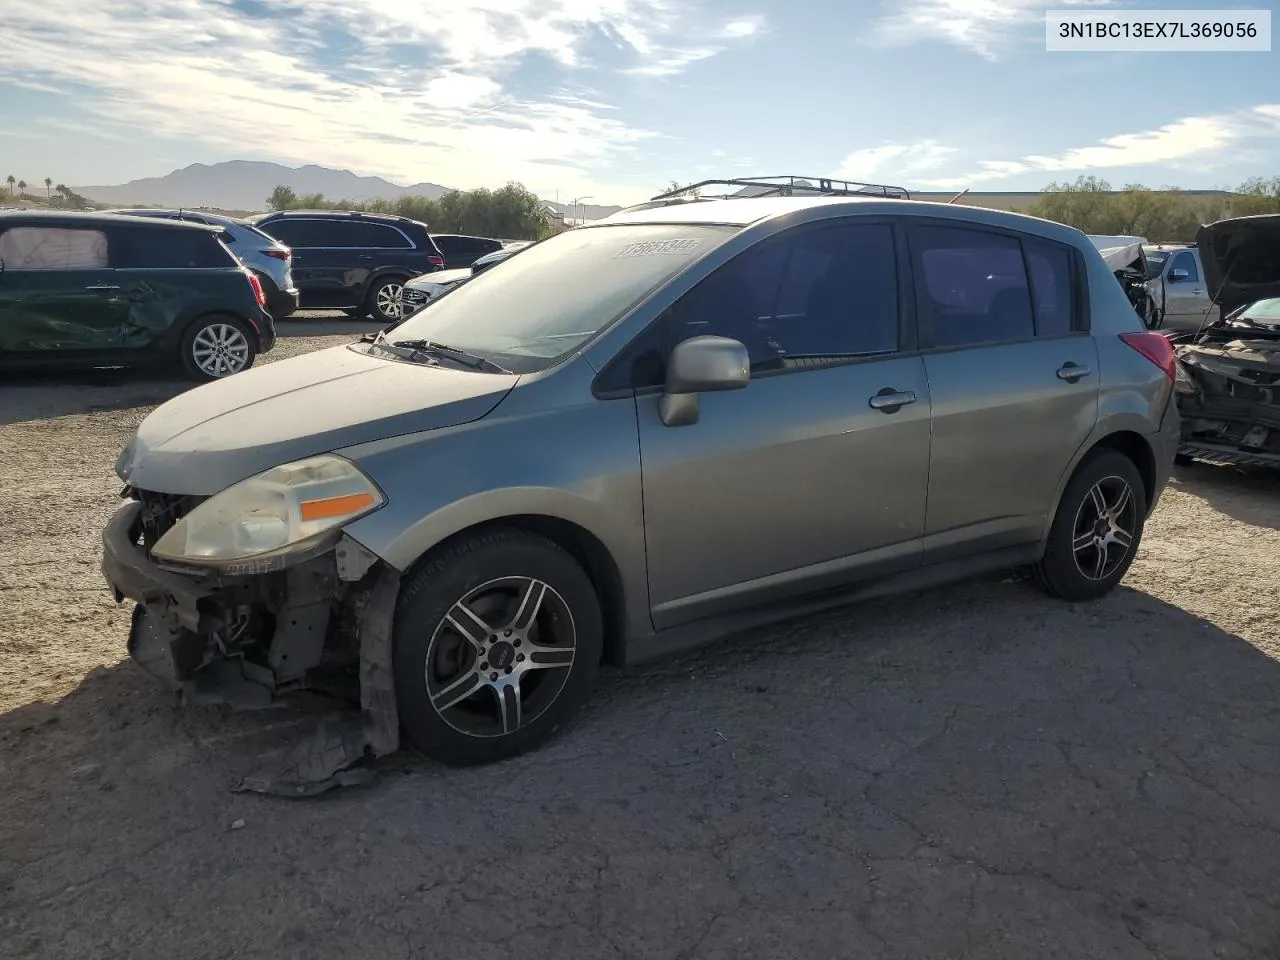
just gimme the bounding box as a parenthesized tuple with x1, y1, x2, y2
(376, 223, 738, 373)
(1145, 252, 1169, 279)
(1240, 298, 1280, 322)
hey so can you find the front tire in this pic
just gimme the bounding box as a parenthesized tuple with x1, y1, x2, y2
(180, 315, 257, 382)
(392, 528, 603, 766)
(366, 277, 407, 325)
(1034, 449, 1147, 602)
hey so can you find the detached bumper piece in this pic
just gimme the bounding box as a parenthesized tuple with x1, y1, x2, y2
(100, 498, 403, 797)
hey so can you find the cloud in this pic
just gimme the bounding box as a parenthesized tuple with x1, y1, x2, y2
(0, 0, 763, 201)
(835, 140, 958, 182)
(869, 0, 1116, 60)
(912, 105, 1280, 188)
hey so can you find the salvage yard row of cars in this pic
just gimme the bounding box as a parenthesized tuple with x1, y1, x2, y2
(2, 176, 1277, 783)
(0, 206, 520, 380)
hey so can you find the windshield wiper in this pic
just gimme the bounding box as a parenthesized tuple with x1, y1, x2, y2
(390, 339, 511, 374)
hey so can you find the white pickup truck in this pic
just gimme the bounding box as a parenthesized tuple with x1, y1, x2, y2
(1143, 242, 1218, 333)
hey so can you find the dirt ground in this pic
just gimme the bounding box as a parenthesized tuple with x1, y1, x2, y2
(2, 322, 1279, 959)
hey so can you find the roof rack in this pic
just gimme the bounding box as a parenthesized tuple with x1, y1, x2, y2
(649, 175, 911, 205)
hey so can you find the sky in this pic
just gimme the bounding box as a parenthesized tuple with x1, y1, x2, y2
(0, 0, 1277, 204)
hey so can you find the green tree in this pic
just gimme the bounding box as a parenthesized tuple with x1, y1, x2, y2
(44, 177, 52, 199)
(267, 184, 299, 211)
(16, 180, 26, 197)
(5, 175, 14, 197)
(1230, 176, 1280, 216)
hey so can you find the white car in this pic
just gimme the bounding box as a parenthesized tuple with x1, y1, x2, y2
(398, 267, 472, 319)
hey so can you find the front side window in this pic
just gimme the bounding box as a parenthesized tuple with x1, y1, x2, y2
(915, 225, 1035, 347)
(0, 226, 109, 269)
(666, 222, 900, 371)
(1170, 251, 1199, 282)
(375, 223, 739, 373)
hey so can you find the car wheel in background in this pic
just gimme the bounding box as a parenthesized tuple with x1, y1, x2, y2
(1033, 449, 1148, 602)
(392, 528, 603, 766)
(367, 277, 407, 325)
(180, 315, 258, 382)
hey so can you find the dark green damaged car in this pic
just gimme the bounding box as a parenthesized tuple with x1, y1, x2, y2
(0, 211, 275, 381)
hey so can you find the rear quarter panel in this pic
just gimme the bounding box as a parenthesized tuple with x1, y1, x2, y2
(1040, 246, 1175, 530)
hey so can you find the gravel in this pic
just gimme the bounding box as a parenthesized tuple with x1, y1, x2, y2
(2, 323, 1278, 959)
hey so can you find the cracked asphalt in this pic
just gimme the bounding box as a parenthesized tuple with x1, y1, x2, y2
(2, 318, 1279, 959)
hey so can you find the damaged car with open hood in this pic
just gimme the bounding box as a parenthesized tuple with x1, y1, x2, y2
(1170, 213, 1280, 467)
(102, 177, 1182, 791)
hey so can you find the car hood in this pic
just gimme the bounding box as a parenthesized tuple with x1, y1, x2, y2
(1196, 214, 1280, 310)
(117, 343, 519, 495)
(407, 268, 470, 288)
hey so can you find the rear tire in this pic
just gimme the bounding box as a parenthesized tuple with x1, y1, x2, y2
(392, 528, 603, 766)
(180, 315, 257, 382)
(366, 277, 408, 325)
(1033, 449, 1147, 602)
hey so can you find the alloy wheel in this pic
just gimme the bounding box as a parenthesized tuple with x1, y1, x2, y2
(375, 283, 404, 320)
(1071, 475, 1137, 581)
(191, 323, 251, 377)
(424, 576, 577, 738)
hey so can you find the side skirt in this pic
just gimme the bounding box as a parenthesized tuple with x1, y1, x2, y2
(623, 543, 1043, 666)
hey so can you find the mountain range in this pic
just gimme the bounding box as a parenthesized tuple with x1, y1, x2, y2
(72, 161, 624, 220)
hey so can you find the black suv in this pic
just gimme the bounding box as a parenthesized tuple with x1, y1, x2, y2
(252, 211, 445, 322)
(0, 211, 275, 381)
(430, 233, 504, 270)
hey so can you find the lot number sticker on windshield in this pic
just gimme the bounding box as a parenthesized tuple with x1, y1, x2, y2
(613, 238, 703, 259)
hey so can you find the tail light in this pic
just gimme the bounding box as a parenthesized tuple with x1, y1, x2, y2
(245, 271, 266, 307)
(428, 254, 445, 268)
(1119, 331, 1176, 381)
(265, 248, 290, 261)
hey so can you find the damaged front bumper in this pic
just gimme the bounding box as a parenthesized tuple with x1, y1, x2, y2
(1175, 341, 1280, 468)
(100, 499, 401, 795)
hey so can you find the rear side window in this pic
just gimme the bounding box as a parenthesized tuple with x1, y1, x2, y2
(110, 226, 234, 268)
(1023, 238, 1074, 336)
(360, 223, 412, 249)
(261, 218, 364, 248)
(914, 225, 1034, 347)
(0, 227, 109, 269)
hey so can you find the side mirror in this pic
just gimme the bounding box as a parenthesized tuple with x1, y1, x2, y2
(0, 258, 5, 276)
(658, 335, 750, 427)
(1169, 268, 1190, 282)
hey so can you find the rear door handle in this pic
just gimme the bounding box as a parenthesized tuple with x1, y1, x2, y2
(85, 285, 121, 292)
(868, 388, 917, 413)
(1056, 363, 1092, 382)
(357, 254, 373, 260)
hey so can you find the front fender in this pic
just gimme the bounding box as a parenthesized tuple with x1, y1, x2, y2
(338, 389, 652, 639)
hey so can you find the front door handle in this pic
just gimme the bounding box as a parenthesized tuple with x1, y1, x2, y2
(85, 285, 121, 292)
(868, 388, 917, 413)
(1056, 363, 1092, 382)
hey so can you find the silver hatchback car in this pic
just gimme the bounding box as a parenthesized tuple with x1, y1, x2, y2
(102, 189, 1180, 770)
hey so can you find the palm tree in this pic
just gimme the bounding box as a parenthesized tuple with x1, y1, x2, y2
(17, 180, 26, 198)
(54, 183, 69, 207)
(5, 175, 14, 198)
(44, 177, 52, 199)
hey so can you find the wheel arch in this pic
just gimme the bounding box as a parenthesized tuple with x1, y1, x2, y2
(1045, 424, 1158, 546)
(170, 307, 263, 355)
(400, 514, 631, 667)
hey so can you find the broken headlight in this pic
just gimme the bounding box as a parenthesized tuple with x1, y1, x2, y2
(1173, 359, 1199, 396)
(151, 454, 385, 567)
